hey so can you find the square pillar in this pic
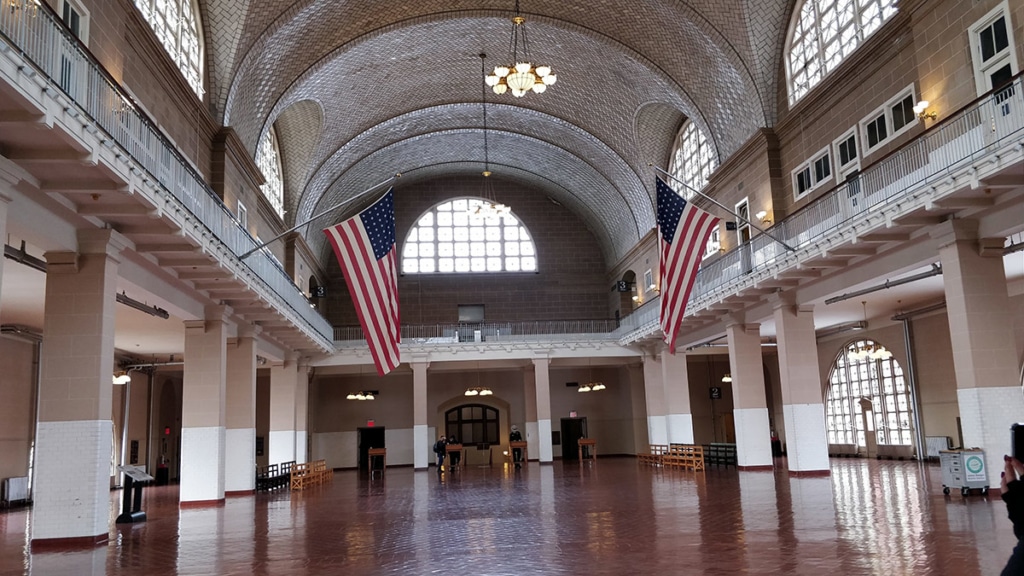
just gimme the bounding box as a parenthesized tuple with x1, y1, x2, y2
(642, 352, 668, 445)
(936, 220, 1024, 477)
(224, 326, 258, 494)
(32, 230, 129, 545)
(533, 357, 553, 463)
(412, 359, 429, 469)
(523, 367, 538, 462)
(773, 301, 829, 474)
(268, 354, 299, 464)
(180, 305, 231, 504)
(296, 360, 309, 464)
(663, 351, 694, 444)
(0, 190, 11, 308)
(726, 322, 773, 469)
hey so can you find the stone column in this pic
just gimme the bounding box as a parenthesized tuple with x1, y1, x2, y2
(180, 305, 231, 504)
(0, 188, 11, 308)
(936, 219, 1024, 477)
(663, 351, 694, 444)
(296, 359, 309, 464)
(523, 367, 538, 462)
(642, 351, 668, 445)
(533, 357, 553, 463)
(224, 325, 258, 494)
(268, 354, 299, 464)
(32, 230, 128, 545)
(773, 299, 829, 474)
(412, 359, 429, 470)
(726, 322, 773, 469)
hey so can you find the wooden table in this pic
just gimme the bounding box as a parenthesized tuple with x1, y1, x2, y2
(509, 441, 528, 467)
(368, 447, 387, 473)
(578, 438, 597, 463)
(445, 444, 464, 470)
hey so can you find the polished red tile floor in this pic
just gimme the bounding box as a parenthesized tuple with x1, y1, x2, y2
(0, 458, 1015, 575)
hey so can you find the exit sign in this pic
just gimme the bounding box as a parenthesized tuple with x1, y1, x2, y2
(367, 419, 375, 427)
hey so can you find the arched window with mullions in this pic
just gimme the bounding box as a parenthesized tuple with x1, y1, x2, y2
(256, 127, 285, 218)
(445, 404, 499, 445)
(132, 0, 204, 98)
(668, 121, 717, 200)
(786, 0, 898, 106)
(402, 198, 537, 273)
(825, 339, 914, 450)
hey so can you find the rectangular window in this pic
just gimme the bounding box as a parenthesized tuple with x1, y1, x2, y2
(796, 167, 812, 195)
(838, 134, 857, 167)
(237, 202, 248, 230)
(792, 146, 833, 199)
(970, 2, 1019, 97)
(703, 227, 721, 259)
(814, 153, 831, 183)
(860, 84, 918, 155)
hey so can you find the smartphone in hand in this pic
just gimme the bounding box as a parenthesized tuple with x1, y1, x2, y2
(1013, 423, 1024, 462)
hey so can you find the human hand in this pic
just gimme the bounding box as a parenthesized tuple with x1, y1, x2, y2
(1002, 455, 1024, 493)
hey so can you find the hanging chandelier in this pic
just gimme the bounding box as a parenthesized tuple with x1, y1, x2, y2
(465, 386, 494, 396)
(485, 0, 557, 97)
(578, 360, 606, 392)
(849, 341, 893, 361)
(472, 54, 512, 218)
(346, 391, 377, 401)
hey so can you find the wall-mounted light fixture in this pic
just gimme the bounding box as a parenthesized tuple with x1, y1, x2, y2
(112, 371, 131, 385)
(346, 390, 377, 400)
(913, 100, 936, 121)
(721, 374, 732, 383)
(755, 210, 772, 226)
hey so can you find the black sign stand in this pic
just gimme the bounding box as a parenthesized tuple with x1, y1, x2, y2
(116, 465, 154, 524)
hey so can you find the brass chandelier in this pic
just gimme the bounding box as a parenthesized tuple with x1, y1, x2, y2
(485, 0, 557, 97)
(473, 53, 511, 218)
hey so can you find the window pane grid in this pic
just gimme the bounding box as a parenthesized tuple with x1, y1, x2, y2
(402, 198, 537, 273)
(787, 0, 897, 105)
(134, 0, 204, 97)
(668, 121, 718, 198)
(256, 127, 285, 217)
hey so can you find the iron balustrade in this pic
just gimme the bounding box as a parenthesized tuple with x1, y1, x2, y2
(334, 320, 620, 344)
(0, 4, 332, 344)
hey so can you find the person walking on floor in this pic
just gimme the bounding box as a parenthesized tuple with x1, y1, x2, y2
(433, 434, 447, 473)
(510, 425, 524, 469)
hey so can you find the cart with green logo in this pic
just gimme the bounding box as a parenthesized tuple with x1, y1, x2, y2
(939, 449, 989, 497)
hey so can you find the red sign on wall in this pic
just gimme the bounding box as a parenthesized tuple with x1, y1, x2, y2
(367, 419, 375, 427)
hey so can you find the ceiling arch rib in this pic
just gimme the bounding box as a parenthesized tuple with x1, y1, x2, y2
(294, 103, 650, 238)
(305, 130, 639, 265)
(272, 99, 324, 220)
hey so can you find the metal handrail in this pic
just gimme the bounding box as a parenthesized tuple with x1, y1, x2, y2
(334, 320, 620, 344)
(0, 4, 333, 344)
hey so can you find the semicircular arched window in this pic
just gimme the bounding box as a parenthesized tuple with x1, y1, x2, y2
(786, 0, 898, 105)
(825, 339, 914, 452)
(256, 127, 285, 218)
(132, 0, 204, 98)
(668, 121, 717, 200)
(402, 198, 537, 274)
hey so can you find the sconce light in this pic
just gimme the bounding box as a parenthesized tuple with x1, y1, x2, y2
(721, 374, 732, 383)
(7, 0, 40, 16)
(755, 210, 772, 226)
(112, 371, 131, 385)
(346, 390, 377, 400)
(913, 100, 936, 121)
(648, 283, 659, 292)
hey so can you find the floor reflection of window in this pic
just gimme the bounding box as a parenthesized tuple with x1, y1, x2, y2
(825, 340, 913, 448)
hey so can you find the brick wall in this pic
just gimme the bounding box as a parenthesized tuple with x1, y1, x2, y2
(324, 175, 610, 326)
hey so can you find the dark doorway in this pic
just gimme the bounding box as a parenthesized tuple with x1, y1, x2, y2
(357, 427, 386, 472)
(560, 417, 588, 461)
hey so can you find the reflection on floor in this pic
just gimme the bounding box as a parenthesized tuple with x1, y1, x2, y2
(0, 458, 1014, 575)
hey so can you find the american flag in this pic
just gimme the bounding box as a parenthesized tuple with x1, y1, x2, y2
(324, 189, 400, 375)
(657, 177, 720, 353)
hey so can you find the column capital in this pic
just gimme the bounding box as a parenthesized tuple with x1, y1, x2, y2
(726, 322, 760, 336)
(930, 218, 978, 248)
(78, 228, 132, 258)
(237, 323, 262, 339)
(43, 250, 79, 274)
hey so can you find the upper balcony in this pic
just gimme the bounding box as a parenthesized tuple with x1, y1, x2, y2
(0, 3, 333, 354)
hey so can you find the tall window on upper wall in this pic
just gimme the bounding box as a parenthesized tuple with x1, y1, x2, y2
(133, 0, 204, 98)
(402, 198, 537, 274)
(969, 1, 1018, 99)
(668, 121, 717, 200)
(787, 0, 898, 105)
(256, 127, 285, 218)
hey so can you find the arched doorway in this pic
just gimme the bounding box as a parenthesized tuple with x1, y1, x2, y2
(825, 339, 915, 456)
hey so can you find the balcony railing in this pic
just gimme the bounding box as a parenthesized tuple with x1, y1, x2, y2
(335, 320, 621, 345)
(0, 4, 333, 344)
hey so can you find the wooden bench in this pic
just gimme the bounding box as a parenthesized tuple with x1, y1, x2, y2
(256, 460, 295, 492)
(665, 444, 705, 471)
(638, 444, 668, 466)
(578, 438, 597, 463)
(702, 443, 737, 467)
(289, 459, 331, 491)
(368, 448, 387, 473)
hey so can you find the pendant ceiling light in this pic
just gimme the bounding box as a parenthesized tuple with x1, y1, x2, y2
(472, 53, 511, 218)
(485, 0, 557, 98)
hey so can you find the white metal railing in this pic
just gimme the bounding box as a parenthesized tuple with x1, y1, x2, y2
(0, 5, 333, 344)
(334, 320, 621, 345)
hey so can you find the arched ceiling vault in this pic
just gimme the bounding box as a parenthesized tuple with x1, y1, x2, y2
(199, 0, 792, 266)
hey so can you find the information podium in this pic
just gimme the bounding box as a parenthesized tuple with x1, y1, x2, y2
(116, 465, 154, 524)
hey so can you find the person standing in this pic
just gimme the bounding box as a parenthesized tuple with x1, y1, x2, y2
(433, 434, 447, 473)
(1002, 455, 1024, 575)
(510, 425, 524, 468)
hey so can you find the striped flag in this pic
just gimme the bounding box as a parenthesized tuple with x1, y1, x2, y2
(324, 189, 401, 375)
(657, 177, 720, 353)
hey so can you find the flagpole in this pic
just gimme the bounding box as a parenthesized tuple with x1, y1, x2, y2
(650, 165, 795, 253)
(238, 173, 401, 260)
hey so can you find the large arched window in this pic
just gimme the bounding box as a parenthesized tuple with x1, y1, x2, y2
(668, 121, 717, 200)
(445, 404, 499, 445)
(787, 0, 898, 105)
(402, 198, 537, 273)
(825, 339, 913, 449)
(133, 0, 204, 98)
(256, 127, 285, 218)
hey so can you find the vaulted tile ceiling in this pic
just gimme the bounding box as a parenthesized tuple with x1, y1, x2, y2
(204, 0, 791, 264)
